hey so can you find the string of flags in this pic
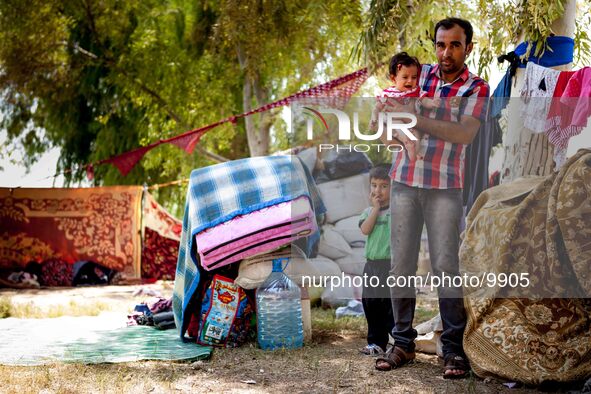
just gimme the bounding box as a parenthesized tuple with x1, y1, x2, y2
(83, 67, 370, 179)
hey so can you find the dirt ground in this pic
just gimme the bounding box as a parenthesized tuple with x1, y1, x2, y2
(0, 285, 582, 393)
(0, 282, 175, 314)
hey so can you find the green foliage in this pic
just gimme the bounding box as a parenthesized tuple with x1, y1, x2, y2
(5, 0, 587, 212)
(0, 0, 363, 211)
(573, 0, 591, 66)
(359, 0, 589, 81)
(475, 0, 573, 78)
(355, 1, 476, 67)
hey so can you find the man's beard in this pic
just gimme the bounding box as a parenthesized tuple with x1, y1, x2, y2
(440, 60, 461, 74)
(440, 52, 468, 75)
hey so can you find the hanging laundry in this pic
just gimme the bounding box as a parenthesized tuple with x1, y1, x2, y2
(498, 37, 575, 182)
(520, 62, 560, 134)
(558, 66, 591, 128)
(463, 111, 502, 215)
(491, 71, 512, 118)
(491, 51, 520, 118)
(545, 67, 591, 166)
(513, 37, 575, 68)
(545, 70, 577, 168)
(493, 36, 574, 118)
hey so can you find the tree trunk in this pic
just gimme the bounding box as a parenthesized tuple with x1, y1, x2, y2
(237, 44, 270, 157)
(252, 71, 271, 155)
(500, 0, 576, 183)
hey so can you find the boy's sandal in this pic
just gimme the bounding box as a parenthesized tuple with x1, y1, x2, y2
(359, 344, 384, 356)
(375, 346, 415, 371)
(443, 353, 470, 379)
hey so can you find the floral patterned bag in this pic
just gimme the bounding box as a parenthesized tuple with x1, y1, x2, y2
(190, 275, 254, 347)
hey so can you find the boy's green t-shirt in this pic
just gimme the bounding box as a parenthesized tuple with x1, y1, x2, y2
(359, 206, 391, 261)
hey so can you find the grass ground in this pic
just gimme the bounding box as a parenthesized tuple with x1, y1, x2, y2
(0, 296, 111, 318)
(0, 285, 581, 393)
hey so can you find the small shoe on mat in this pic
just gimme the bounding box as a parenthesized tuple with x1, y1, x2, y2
(359, 344, 384, 356)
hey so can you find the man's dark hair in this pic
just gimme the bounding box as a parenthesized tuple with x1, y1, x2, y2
(389, 52, 421, 76)
(434, 17, 473, 45)
(369, 165, 390, 181)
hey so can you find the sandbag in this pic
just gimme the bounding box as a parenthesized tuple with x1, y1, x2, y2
(296, 147, 318, 173)
(323, 150, 372, 180)
(234, 248, 307, 289)
(334, 216, 367, 244)
(317, 174, 370, 223)
(317, 225, 352, 259)
(308, 255, 342, 278)
(305, 256, 341, 304)
(320, 273, 363, 308)
(235, 248, 339, 290)
(335, 247, 366, 276)
(415, 314, 442, 334)
(416, 331, 443, 357)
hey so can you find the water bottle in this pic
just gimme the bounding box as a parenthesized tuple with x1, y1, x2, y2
(256, 257, 304, 350)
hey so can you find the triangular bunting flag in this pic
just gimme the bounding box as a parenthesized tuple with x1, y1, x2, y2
(105, 145, 154, 176)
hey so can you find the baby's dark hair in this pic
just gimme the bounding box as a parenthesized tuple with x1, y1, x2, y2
(389, 52, 421, 77)
(369, 165, 390, 181)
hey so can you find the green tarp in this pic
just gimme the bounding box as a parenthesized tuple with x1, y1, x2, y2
(0, 313, 211, 365)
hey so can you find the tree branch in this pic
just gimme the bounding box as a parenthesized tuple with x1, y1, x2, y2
(73, 44, 229, 163)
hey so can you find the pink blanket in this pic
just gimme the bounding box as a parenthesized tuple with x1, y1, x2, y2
(195, 197, 316, 271)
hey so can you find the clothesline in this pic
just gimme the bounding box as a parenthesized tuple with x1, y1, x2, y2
(147, 179, 189, 190)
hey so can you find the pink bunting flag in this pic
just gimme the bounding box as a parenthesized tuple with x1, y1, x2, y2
(86, 164, 94, 181)
(168, 128, 210, 154)
(105, 145, 155, 176)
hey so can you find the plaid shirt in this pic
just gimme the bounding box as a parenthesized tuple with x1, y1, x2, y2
(390, 64, 490, 189)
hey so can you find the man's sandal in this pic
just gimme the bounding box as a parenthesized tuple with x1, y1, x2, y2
(443, 353, 470, 379)
(375, 346, 415, 371)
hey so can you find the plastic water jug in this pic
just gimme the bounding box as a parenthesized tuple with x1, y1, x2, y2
(256, 257, 303, 350)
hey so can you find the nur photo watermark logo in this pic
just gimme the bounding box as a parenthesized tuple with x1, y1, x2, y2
(293, 100, 417, 153)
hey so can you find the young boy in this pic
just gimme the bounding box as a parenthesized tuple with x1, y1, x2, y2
(370, 52, 439, 161)
(358, 166, 394, 355)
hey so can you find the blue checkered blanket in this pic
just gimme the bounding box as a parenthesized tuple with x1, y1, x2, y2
(172, 155, 325, 338)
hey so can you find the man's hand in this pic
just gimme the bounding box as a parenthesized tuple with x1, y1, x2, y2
(385, 99, 415, 115)
(420, 97, 441, 110)
(414, 114, 481, 145)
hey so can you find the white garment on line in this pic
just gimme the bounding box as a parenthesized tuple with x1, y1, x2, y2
(520, 62, 560, 134)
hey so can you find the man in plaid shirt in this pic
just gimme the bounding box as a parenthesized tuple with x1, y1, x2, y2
(376, 18, 489, 378)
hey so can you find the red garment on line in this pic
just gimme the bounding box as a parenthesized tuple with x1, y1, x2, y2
(545, 68, 590, 149)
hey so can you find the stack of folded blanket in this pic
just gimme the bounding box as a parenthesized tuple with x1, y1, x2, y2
(173, 155, 325, 338)
(196, 196, 316, 271)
